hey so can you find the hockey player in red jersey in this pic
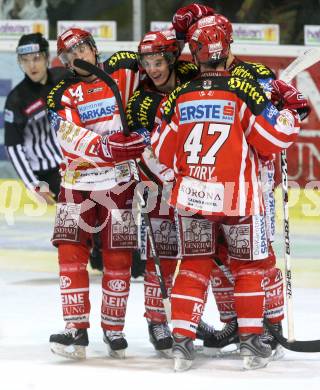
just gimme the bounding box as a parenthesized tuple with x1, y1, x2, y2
(126, 29, 208, 357)
(152, 23, 306, 371)
(171, 4, 310, 358)
(47, 28, 146, 359)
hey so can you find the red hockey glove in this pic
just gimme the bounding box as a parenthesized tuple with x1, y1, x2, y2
(172, 3, 215, 40)
(271, 79, 310, 121)
(99, 131, 147, 163)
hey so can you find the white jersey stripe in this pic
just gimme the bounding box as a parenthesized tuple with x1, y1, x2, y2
(171, 293, 204, 304)
(102, 289, 129, 297)
(255, 123, 293, 148)
(239, 102, 247, 121)
(237, 318, 263, 327)
(155, 124, 175, 158)
(172, 319, 198, 333)
(61, 288, 89, 294)
(7, 144, 38, 188)
(234, 291, 265, 297)
(239, 133, 248, 215)
(245, 112, 256, 137)
(249, 148, 260, 215)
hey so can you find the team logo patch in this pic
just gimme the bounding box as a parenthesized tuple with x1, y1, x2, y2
(202, 79, 212, 90)
(111, 209, 137, 249)
(77, 97, 116, 121)
(107, 279, 127, 292)
(24, 99, 45, 115)
(264, 102, 279, 122)
(181, 217, 215, 256)
(178, 177, 224, 213)
(276, 109, 295, 127)
(60, 276, 72, 289)
(53, 203, 81, 242)
(88, 87, 103, 94)
(223, 224, 251, 260)
(4, 109, 14, 123)
(228, 77, 266, 104)
(211, 276, 222, 287)
(179, 99, 235, 124)
(151, 218, 178, 258)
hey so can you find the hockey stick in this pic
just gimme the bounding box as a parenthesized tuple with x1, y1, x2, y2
(279, 48, 320, 85)
(210, 256, 320, 352)
(73, 59, 171, 321)
(275, 48, 320, 344)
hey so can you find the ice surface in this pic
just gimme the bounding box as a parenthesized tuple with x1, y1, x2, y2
(1, 270, 320, 390)
(1, 216, 320, 389)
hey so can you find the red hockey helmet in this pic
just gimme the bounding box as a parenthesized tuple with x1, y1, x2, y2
(214, 14, 233, 43)
(57, 28, 97, 64)
(138, 30, 180, 66)
(188, 23, 230, 64)
(186, 15, 233, 45)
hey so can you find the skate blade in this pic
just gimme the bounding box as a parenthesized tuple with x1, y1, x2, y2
(174, 357, 193, 372)
(203, 347, 220, 357)
(203, 343, 240, 357)
(50, 343, 86, 360)
(243, 356, 270, 370)
(156, 348, 173, 359)
(272, 345, 285, 361)
(106, 344, 126, 359)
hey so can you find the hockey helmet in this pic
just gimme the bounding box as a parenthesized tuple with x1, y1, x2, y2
(188, 23, 230, 64)
(138, 30, 180, 66)
(214, 14, 233, 43)
(57, 28, 97, 65)
(16, 33, 49, 56)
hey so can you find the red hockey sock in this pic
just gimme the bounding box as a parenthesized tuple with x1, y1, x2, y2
(101, 250, 132, 331)
(144, 258, 177, 323)
(171, 257, 213, 339)
(58, 243, 90, 329)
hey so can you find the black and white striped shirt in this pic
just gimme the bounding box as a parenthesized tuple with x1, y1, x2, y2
(4, 67, 70, 189)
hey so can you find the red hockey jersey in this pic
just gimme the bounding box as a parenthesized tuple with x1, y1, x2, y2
(152, 74, 300, 216)
(47, 51, 140, 190)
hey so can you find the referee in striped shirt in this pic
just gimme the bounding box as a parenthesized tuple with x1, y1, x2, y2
(4, 33, 70, 204)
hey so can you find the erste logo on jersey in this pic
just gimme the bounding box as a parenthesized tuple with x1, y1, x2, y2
(77, 97, 116, 122)
(179, 100, 236, 124)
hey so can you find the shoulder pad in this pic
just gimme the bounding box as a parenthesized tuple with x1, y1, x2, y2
(104, 51, 139, 74)
(126, 87, 163, 132)
(176, 61, 199, 82)
(162, 82, 190, 120)
(248, 62, 276, 79)
(227, 77, 268, 115)
(47, 78, 75, 111)
(231, 61, 275, 80)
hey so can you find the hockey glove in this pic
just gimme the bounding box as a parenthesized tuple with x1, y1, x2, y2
(172, 3, 215, 41)
(135, 127, 151, 146)
(271, 80, 310, 121)
(99, 131, 147, 163)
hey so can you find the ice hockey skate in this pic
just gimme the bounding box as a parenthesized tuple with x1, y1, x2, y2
(172, 334, 195, 372)
(203, 318, 240, 356)
(240, 333, 272, 370)
(49, 326, 88, 360)
(262, 322, 285, 361)
(103, 330, 128, 359)
(195, 319, 215, 340)
(148, 321, 173, 358)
